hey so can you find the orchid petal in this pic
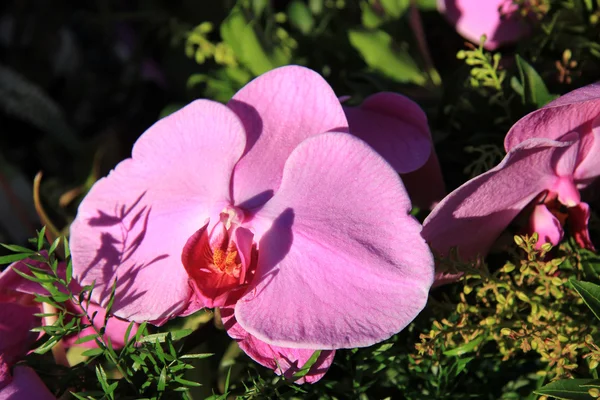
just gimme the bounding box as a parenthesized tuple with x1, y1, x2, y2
(0, 303, 38, 387)
(505, 83, 600, 171)
(400, 150, 447, 211)
(221, 307, 334, 384)
(422, 137, 578, 267)
(568, 202, 595, 251)
(439, 0, 531, 50)
(574, 116, 600, 184)
(236, 133, 433, 349)
(0, 366, 54, 399)
(343, 92, 432, 174)
(228, 65, 348, 210)
(527, 204, 563, 249)
(71, 100, 246, 322)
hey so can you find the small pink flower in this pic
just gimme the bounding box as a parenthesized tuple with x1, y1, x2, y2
(423, 83, 600, 284)
(70, 65, 435, 382)
(439, 0, 532, 50)
(0, 258, 138, 349)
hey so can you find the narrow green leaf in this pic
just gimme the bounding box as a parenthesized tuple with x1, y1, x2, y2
(1, 243, 34, 253)
(180, 353, 214, 360)
(348, 29, 426, 85)
(173, 376, 202, 387)
(81, 348, 103, 357)
(157, 367, 167, 391)
(570, 279, 600, 321)
(534, 379, 596, 399)
(291, 350, 322, 381)
(48, 237, 61, 256)
(65, 260, 73, 285)
(63, 237, 71, 259)
(138, 329, 193, 344)
(443, 335, 485, 356)
(74, 334, 99, 345)
(0, 253, 33, 265)
(37, 227, 47, 251)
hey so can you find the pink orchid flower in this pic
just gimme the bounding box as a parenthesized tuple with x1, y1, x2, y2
(423, 83, 600, 283)
(439, 0, 532, 50)
(70, 65, 435, 382)
(0, 302, 54, 399)
(0, 258, 138, 349)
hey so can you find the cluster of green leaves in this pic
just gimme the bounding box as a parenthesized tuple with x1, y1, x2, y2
(411, 234, 600, 400)
(0, 229, 217, 400)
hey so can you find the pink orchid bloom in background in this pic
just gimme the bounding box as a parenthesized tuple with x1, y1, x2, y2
(0, 258, 138, 349)
(0, 302, 54, 399)
(343, 93, 446, 210)
(439, 0, 532, 50)
(0, 366, 55, 400)
(70, 65, 435, 382)
(423, 82, 600, 284)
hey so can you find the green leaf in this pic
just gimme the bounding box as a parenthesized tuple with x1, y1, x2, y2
(287, 0, 314, 35)
(81, 348, 104, 357)
(138, 329, 193, 344)
(37, 227, 46, 251)
(348, 29, 426, 85)
(443, 335, 485, 356)
(0, 253, 31, 264)
(380, 0, 410, 18)
(157, 367, 167, 391)
(48, 237, 61, 256)
(515, 55, 557, 107)
(221, 8, 278, 76)
(65, 260, 73, 285)
(534, 379, 596, 399)
(291, 350, 322, 381)
(180, 353, 214, 360)
(570, 279, 600, 321)
(63, 237, 71, 259)
(74, 334, 99, 345)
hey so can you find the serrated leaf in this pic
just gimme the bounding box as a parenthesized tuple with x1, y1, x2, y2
(534, 379, 596, 399)
(443, 335, 484, 356)
(515, 55, 557, 108)
(348, 29, 426, 85)
(570, 279, 600, 321)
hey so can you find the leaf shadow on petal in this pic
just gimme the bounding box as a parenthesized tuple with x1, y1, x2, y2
(82, 191, 170, 314)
